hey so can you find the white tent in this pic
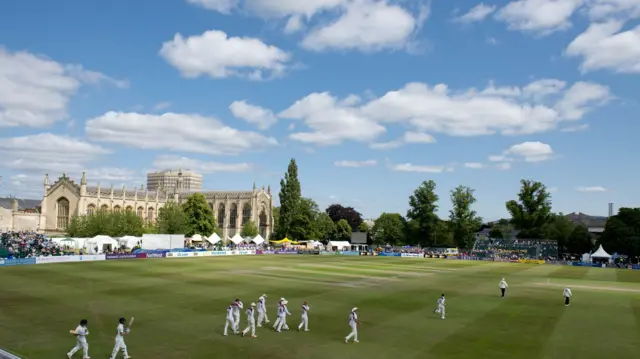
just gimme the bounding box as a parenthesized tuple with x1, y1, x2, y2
(191, 234, 203, 242)
(119, 236, 141, 248)
(591, 245, 611, 259)
(85, 235, 119, 253)
(206, 233, 221, 245)
(328, 241, 351, 250)
(230, 233, 244, 245)
(311, 240, 323, 247)
(252, 234, 265, 245)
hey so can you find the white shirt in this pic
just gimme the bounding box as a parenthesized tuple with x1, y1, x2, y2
(301, 304, 310, 316)
(233, 301, 243, 315)
(438, 297, 445, 306)
(227, 305, 235, 319)
(349, 312, 358, 326)
(563, 288, 572, 297)
(246, 307, 255, 322)
(258, 297, 266, 312)
(115, 323, 126, 339)
(75, 325, 89, 341)
(499, 280, 508, 289)
(278, 304, 290, 317)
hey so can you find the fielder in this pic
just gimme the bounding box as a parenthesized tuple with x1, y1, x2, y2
(563, 286, 572, 306)
(297, 301, 310, 332)
(433, 294, 446, 319)
(67, 319, 90, 359)
(345, 307, 359, 343)
(499, 278, 508, 297)
(272, 298, 287, 330)
(224, 302, 238, 336)
(257, 294, 270, 327)
(233, 298, 244, 332)
(275, 300, 291, 332)
(242, 303, 257, 338)
(109, 317, 131, 359)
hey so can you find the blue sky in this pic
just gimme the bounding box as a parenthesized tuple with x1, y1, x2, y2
(0, 0, 639, 221)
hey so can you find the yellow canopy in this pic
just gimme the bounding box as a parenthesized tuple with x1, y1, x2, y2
(269, 238, 301, 244)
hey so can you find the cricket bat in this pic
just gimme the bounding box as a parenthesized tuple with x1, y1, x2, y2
(128, 317, 135, 330)
(69, 330, 78, 335)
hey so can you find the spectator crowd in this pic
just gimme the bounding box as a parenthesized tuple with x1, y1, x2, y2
(1, 231, 62, 258)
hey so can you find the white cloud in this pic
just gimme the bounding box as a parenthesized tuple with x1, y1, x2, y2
(284, 15, 305, 33)
(0, 133, 110, 173)
(495, 0, 585, 35)
(389, 163, 454, 173)
(486, 37, 499, 45)
(464, 162, 484, 169)
(153, 155, 252, 173)
(555, 82, 611, 119)
(279, 92, 386, 145)
(0, 48, 126, 128)
(186, 0, 238, 13)
(548, 186, 558, 193)
(560, 123, 589, 132)
(586, 0, 640, 20)
(229, 100, 278, 129)
(488, 155, 514, 162)
(504, 141, 554, 162)
(495, 162, 512, 170)
(565, 21, 640, 74)
(244, 0, 348, 17)
(576, 186, 607, 192)
(85, 111, 278, 155)
(370, 131, 435, 149)
(154, 102, 172, 111)
(334, 160, 377, 167)
(301, 0, 427, 52)
(455, 3, 497, 23)
(159, 30, 292, 80)
(274, 79, 610, 146)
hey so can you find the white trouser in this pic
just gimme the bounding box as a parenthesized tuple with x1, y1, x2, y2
(346, 323, 358, 341)
(298, 314, 308, 330)
(257, 309, 269, 325)
(273, 316, 287, 329)
(436, 305, 445, 318)
(224, 317, 236, 335)
(276, 315, 288, 331)
(243, 320, 256, 336)
(110, 337, 128, 359)
(233, 312, 240, 331)
(68, 339, 88, 357)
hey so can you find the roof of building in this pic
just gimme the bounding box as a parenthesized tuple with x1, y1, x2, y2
(0, 197, 41, 210)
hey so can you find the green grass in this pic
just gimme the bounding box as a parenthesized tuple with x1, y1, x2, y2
(1, 256, 640, 359)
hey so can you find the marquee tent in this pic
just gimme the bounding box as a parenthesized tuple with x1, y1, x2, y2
(230, 233, 244, 245)
(191, 234, 203, 242)
(206, 233, 221, 245)
(252, 234, 265, 245)
(119, 236, 141, 248)
(591, 245, 611, 259)
(328, 241, 351, 250)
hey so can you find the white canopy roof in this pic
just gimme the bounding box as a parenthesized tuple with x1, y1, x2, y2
(311, 240, 323, 247)
(191, 234, 203, 242)
(206, 233, 221, 244)
(252, 234, 265, 245)
(328, 241, 351, 248)
(591, 245, 611, 258)
(230, 233, 244, 244)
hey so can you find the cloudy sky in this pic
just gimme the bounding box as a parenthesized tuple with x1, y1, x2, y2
(0, 0, 638, 220)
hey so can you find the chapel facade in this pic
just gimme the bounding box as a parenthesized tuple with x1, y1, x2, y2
(40, 172, 273, 239)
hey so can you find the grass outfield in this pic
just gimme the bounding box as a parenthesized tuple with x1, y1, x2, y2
(1, 256, 640, 359)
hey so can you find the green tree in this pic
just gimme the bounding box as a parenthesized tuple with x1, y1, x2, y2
(156, 201, 190, 235)
(599, 207, 640, 258)
(241, 220, 259, 237)
(567, 225, 593, 254)
(541, 213, 575, 252)
(277, 159, 301, 239)
(371, 213, 405, 245)
(271, 206, 280, 238)
(312, 212, 335, 240)
(506, 179, 552, 239)
(434, 219, 455, 246)
(406, 180, 440, 246)
(488, 227, 504, 239)
(67, 209, 146, 237)
(182, 193, 216, 237)
(449, 186, 483, 248)
(331, 219, 352, 241)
